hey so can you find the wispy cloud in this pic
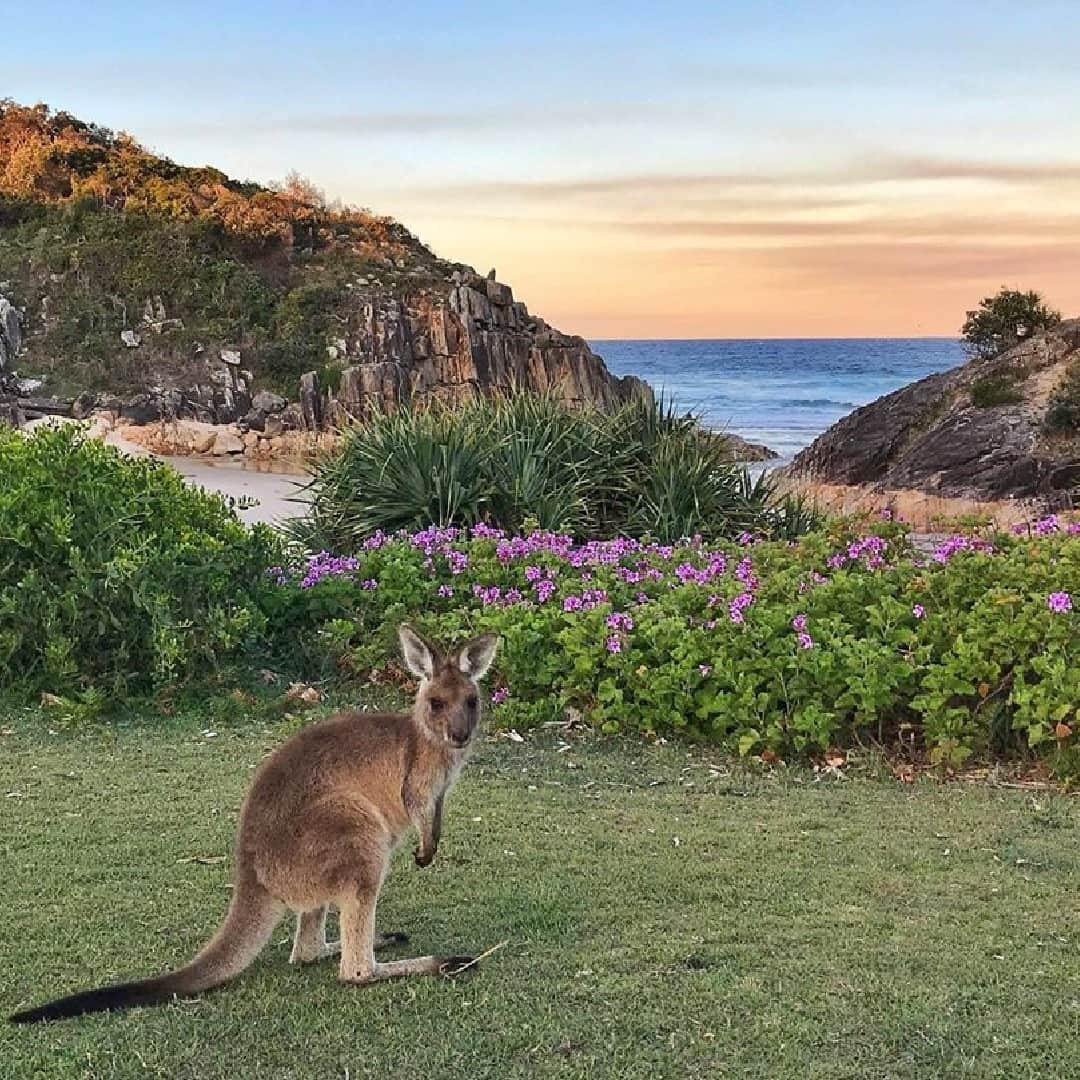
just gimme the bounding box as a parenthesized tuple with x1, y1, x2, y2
(611, 214, 1080, 242)
(414, 155, 1080, 203)
(669, 239, 1080, 284)
(866, 155, 1080, 184)
(146, 102, 673, 139)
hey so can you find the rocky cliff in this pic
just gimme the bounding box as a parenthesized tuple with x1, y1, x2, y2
(785, 320, 1080, 507)
(0, 100, 649, 434)
(305, 271, 647, 430)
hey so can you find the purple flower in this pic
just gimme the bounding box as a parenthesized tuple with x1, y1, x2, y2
(792, 614, 808, 632)
(361, 578, 378, 590)
(535, 579, 557, 603)
(1048, 592, 1073, 614)
(605, 635, 623, 654)
(735, 557, 757, 590)
(912, 604, 925, 619)
(606, 611, 635, 632)
(729, 592, 754, 624)
(298, 550, 361, 589)
(698, 663, 712, 676)
(931, 535, 993, 563)
(491, 686, 510, 705)
(563, 595, 583, 612)
(1034, 515, 1060, 536)
(437, 584, 454, 598)
(797, 632, 814, 650)
(472, 583, 502, 606)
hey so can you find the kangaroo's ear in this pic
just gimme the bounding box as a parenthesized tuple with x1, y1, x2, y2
(456, 633, 500, 681)
(398, 624, 436, 680)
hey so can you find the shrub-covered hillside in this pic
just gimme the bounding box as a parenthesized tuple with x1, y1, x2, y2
(0, 100, 454, 398)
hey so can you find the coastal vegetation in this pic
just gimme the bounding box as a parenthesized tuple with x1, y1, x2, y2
(0, 425, 275, 702)
(293, 393, 812, 549)
(969, 372, 1023, 409)
(0, 107, 1077, 1080)
(1045, 358, 1080, 434)
(961, 287, 1062, 360)
(0, 99, 440, 397)
(267, 512, 1079, 780)
(4, 425, 1076, 780)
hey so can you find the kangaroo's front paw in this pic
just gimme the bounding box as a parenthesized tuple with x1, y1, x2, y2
(414, 847, 434, 868)
(438, 955, 476, 977)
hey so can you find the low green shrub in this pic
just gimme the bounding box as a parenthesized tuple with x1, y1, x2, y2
(268, 516, 1080, 779)
(1044, 361, 1080, 434)
(0, 426, 279, 699)
(971, 374, 1023, 408)
(292, 393, 816, 548)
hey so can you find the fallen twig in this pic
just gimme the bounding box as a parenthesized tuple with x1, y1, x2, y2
(442, 938, 509, 976)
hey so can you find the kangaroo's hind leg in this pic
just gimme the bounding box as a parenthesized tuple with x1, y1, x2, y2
(337, 879, 474, 985)
(291, 905, 407, 964)
(290, 906, 338, 965)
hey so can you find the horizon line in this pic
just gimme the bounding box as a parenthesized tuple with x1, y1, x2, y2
(587, 334, 963, 343)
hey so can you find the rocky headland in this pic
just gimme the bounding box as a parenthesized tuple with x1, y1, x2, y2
(0, 100, 657, 462)
(783, 320, 1080, 518)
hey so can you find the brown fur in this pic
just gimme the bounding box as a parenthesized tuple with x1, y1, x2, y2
(9, 625, 499, 1023)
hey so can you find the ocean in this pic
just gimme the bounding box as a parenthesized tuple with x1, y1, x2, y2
(592, 338, 966, 465)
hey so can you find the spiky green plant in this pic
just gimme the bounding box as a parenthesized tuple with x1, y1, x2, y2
(290, 392, 809, 550)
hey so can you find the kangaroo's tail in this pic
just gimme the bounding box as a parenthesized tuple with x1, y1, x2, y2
(10, 866, 281, 1024)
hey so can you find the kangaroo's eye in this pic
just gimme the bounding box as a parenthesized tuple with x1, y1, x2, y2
(429, 697, 445, 713)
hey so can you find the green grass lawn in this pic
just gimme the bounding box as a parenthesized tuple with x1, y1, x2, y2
(1, 698, 1078, 1079)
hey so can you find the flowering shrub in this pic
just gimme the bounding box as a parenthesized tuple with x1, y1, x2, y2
(268, 513, 1080, 778)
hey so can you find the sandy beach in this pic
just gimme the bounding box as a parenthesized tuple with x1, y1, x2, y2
(97, 426, 309, 526)
(161, 455, 309, 526)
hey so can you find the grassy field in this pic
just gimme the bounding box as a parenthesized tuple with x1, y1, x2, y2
(1, 697, 1078, 1079)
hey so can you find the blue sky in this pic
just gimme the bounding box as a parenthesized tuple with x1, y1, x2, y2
(7, 1, 1080, 335)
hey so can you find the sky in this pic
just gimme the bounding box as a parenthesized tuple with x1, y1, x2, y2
(6, 1, 1080, 338)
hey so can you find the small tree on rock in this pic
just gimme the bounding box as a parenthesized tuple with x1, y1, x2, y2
(962, 287, 1061, 359)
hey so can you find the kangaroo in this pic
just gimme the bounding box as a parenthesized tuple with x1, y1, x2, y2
(9, 624, 500, 1024)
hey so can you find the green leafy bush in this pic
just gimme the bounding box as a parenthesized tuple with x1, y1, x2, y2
(0, 426, 279, 699)
(293, 394, 815, 548)
(961, 287, 1061, 360)
(269, 516, 1080, 779)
